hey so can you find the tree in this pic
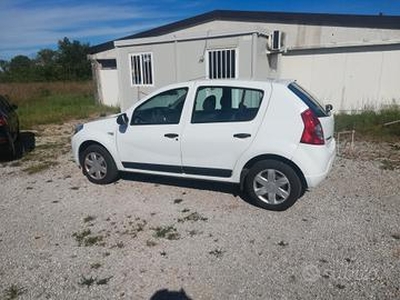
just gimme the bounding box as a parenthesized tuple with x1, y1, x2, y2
(8, 55, 33, 81)
(57, 37, 91, 81)
(0, 37, 92, 82)
(35, 49, 61, 81)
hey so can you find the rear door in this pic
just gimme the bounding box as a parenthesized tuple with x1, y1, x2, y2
(180, 84, 269, 178)
(288, 83, 334, 144)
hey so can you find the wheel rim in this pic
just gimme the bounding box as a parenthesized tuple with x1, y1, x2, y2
(84, 151, 107, 180)
(252, 169, 291, 205)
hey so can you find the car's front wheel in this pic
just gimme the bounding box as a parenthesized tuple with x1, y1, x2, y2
(245, 160, 302, 211)
(81, 144, 119, 184)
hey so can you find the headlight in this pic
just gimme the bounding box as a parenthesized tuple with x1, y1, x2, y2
(74, 124, 84, 134)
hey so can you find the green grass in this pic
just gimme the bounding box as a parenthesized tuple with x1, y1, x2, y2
(17, 93, 119, 129)
(335, 106, 400, 141)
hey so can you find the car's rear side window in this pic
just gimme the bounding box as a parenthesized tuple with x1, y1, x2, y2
(191, 86, 263, 123)
(288, 83, 328, 117)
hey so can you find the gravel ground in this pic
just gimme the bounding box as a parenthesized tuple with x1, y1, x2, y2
(0, 123, 399, 300)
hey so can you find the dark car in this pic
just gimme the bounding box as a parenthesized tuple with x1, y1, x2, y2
(0, 95, 20, 160)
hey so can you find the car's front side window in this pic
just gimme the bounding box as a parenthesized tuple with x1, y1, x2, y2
(131, 87, 188, 125)
(191, 86, 263, 123)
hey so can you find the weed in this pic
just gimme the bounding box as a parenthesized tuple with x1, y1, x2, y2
(22, 161, 58, 174)
(3, 284, 25, 300)
(188, 230, 201, 237)
(72, 229, 91, 246)
(277, 241, 289, 247)
(84, 235, 104, 247)
(209, 249, 225, 258)
(83, 215, 96, 223)
(178, 212, 208, 223)
(96, 276, 113, 285)
(79, 276, 96, 288)
(152, 225, 180, 240)
(90, 262, 102, 269)
(380, 159, 398, 170)
(335, 106, 400, 141)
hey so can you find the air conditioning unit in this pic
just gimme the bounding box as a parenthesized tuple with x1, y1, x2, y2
(268, 30, 283, 51)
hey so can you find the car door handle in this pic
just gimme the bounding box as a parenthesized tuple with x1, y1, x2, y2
(233, 133, 251, 139)
(164, 133, 179, 138)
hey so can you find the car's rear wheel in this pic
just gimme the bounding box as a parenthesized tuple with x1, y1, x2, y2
(245, 160, 302, 211)
(81, 145, 119, 184)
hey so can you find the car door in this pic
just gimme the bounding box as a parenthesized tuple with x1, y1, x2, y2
(180, 84, 269, 178)
(116, 86, 189, 173)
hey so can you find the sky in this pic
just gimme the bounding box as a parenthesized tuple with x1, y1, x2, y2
(1, 0, 400, 60)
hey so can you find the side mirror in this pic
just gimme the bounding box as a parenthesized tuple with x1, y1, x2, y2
(325, 104, 333, 113)
(116, 113, 129, 125)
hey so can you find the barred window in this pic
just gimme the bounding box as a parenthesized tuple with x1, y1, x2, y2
(207, 49, 237, 79)
(130, 53, 153, 86)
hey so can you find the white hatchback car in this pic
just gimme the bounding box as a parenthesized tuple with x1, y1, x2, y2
(72, 79, 335, 210)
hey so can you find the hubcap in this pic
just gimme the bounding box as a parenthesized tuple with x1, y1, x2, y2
(253, 169, 291, 205)
(84, 152, 107, 180)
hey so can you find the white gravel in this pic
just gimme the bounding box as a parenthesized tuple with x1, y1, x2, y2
(0, 125, 399, 299)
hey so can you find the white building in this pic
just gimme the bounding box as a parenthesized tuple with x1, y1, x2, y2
(89, 10, 400, 112)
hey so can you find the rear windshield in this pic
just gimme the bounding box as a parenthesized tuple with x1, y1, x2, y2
(288, 83, 328, 117)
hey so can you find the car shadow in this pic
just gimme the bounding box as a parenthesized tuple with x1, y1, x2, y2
(150, 288, 192, 300)
(19, 131, 36, 154)
(0, 131, 36, 162)
(120, 171, 241, 196)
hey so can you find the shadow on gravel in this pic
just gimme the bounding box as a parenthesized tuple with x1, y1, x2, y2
(0, 131, 35, 162)
(121, 172, 240, 195)
(150, 288, 192, 300)
(120, 171, 259, 209)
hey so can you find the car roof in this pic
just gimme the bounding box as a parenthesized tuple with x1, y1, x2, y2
(173, 78, 295, 88)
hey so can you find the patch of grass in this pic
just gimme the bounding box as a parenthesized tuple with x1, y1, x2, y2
(178, 212, 208, 223)
(380, 159, 396, 170)
(83, 215, 96, 223)
(209, 249, 225, 258)
(84, 235, 104, 247)
(22, 161, 58, 174)
(3, 284, 25, 300)
(72, 229, 103, 247)
(335, 106, 400, 141)
(96, 276, 113, 285)
(14, 92, 119, 129)
(79, 276, 96, 288)
(90, 262, 102, 269)
(152, 225, 180, 240)
(72, 229, 91, 246)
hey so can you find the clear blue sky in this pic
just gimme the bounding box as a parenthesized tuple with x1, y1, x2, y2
(1, 0, 400, 60)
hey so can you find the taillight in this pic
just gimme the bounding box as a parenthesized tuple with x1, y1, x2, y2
(300, 109, 325, 145)
(0, 116, 7, 126)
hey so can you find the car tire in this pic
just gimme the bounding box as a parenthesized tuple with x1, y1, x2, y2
(81, 144, 119, 184)
(245, 159, 302, 211)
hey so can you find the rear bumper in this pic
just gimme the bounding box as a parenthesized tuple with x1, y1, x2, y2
(292, 139, 336, 188)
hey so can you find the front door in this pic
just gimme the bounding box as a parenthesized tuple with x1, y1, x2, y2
(117, 87, 189, 173)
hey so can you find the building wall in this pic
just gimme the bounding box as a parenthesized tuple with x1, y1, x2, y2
(98, 69, 119, 107)
(280, 47, 400, 111)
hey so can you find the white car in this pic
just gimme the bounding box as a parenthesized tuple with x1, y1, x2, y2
(72, 79, 335, 210)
